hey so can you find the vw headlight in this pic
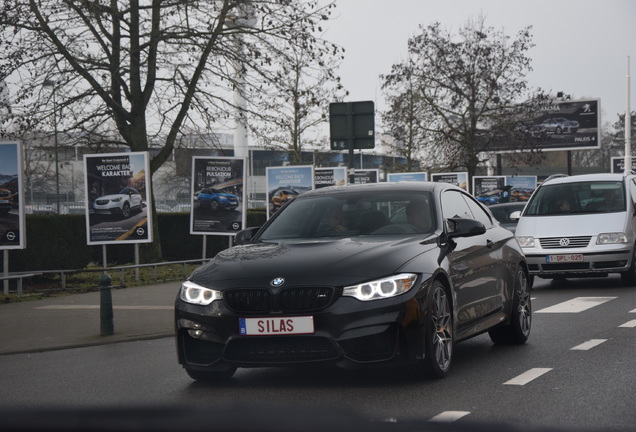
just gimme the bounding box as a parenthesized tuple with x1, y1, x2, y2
(516, 236, 535, 248)
(597, 232, 628, 245)
(180, 281, 221, 305)
(343, 273, 418, 301)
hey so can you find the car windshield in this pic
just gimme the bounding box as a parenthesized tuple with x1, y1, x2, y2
(259, 191, 436, 241)
(524, 181, 625, 216)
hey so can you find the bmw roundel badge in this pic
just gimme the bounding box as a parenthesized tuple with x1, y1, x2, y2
(270, 277, 285, 287)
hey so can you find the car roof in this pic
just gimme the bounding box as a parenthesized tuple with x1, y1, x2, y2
(541, 172, 635, 186)
(299, 181, 463, 198)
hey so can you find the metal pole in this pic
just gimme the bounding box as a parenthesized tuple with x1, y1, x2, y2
(2, 250, 8, 295)
(347, 103, 355, 184)
(53, 89, 60, 214)
(43, 79, 60, 214)
(626, 56, 632, 172)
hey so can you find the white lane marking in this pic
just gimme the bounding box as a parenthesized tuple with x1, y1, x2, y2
(503, 368, 552, 385)
(429, 411, 471, 422)
(36, 305, 173, 310)
(535, 297, 616, 313)
(571, 339, 607, 350)
(619, 320, 636, 328)
(630, 308, 636, 313)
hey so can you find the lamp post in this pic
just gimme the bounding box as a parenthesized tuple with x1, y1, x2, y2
(43, 79, 60, 214)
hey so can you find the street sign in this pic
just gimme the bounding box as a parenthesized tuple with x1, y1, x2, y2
(329, 101, 375, 150)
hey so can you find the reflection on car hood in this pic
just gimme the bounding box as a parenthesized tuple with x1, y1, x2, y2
(516, 212, 628, 238)
(190, 237, 438, 288)
(95, 194, 128, 200)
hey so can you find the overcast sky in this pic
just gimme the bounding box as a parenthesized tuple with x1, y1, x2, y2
(323, 0, 636, 129)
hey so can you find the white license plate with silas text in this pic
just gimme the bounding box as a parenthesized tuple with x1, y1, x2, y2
(239, 316, 314, 335)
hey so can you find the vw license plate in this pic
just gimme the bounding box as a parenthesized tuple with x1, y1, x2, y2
(546, 254, 584, 263)
(239, 316, 314, 335)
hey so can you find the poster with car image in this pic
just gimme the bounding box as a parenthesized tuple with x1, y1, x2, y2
(84, 152, 152, 245)
(190, 157, 245, 235)
(315, 167, 347, 189)
(473, 176, 506, 205)
(505, 175, 537, 202)
(266, 165, 314, 219)
(0, 141, 25, 249)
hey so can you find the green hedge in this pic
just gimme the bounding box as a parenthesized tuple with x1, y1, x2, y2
(2, 209, 267, 272)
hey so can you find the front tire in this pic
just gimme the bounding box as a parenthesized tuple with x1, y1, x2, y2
(489, 266, 531, 345)
(414, 280, 453, 378)
(121, 202, 131, 218)
(620, 249, 636, 286)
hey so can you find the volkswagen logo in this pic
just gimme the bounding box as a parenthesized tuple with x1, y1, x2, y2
(559, 238, 570, 247)
(270, 277, 285, 287)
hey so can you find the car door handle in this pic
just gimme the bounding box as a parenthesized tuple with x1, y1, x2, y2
(486, 240, 494, 249)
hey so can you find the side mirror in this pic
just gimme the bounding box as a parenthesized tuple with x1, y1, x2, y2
(234, 227, 261, 245)
(509, 210, 522, 222)
(447, 218, 486, 239)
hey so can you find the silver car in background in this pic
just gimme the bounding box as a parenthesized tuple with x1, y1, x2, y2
(515, 172, 636, 285)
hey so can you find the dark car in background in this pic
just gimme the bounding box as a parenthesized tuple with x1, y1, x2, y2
(175, 182, 531, 382)
(194, 188, 240, 211)
(489, 202, 526, 234)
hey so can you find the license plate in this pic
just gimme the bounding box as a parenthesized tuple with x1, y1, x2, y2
(239, 316, 314, 335)
(546, 254, 584, 263)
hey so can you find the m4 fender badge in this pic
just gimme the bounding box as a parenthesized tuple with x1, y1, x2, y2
(271, 277, 285, 287)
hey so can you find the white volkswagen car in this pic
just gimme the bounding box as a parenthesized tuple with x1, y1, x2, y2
(514, 172, 636, 285)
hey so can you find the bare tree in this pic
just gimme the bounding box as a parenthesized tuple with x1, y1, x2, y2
(0, 0, 341, 259)
(381, 16, 544, 179)
(247, 37, 347, 165)
(381, 58, 432, 172)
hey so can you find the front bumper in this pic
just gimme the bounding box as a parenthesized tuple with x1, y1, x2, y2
(524, 248, 632, 276)
(175, 292, 424, 370)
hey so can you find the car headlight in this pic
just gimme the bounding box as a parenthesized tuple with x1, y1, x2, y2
(343, 273, 418, 301)
(516, 236, 535, 248)
(180, 281, 221, 305)
(597, 232, 628, 245)
(111, 197, 122, 203)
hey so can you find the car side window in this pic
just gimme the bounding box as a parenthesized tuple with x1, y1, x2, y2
(629, 179, 636, 211)
(462, 194, 493, 227)
(441, 190, 473, 220)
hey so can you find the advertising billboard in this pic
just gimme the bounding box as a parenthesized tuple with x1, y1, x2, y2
(266, 165, 314, 219)
(473, 176, 507, 205)
(315, 167, 347, 189)
(431, 172, 469, 191)
(488, 99, 601, 152)
(0, 141, 25, 249)
(84, 152, 152, 245)
(387, 172, 428, 182)
(611, 157, 636, 173)
(352, 169, 379, 184)
(190, 157, 246, 235)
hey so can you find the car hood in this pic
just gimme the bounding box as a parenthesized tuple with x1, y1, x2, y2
(95, 194, 125, 201)
(516, 212, 629, 238)
(189, 236, 438, 288)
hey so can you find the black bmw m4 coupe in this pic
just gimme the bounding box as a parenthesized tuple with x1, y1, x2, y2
(175, 181, 531, 381)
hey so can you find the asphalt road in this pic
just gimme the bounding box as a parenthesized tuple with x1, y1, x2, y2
(0, 276, 635, 432)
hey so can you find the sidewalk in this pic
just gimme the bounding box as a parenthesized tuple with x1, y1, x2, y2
(0, 282, 180, 355)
